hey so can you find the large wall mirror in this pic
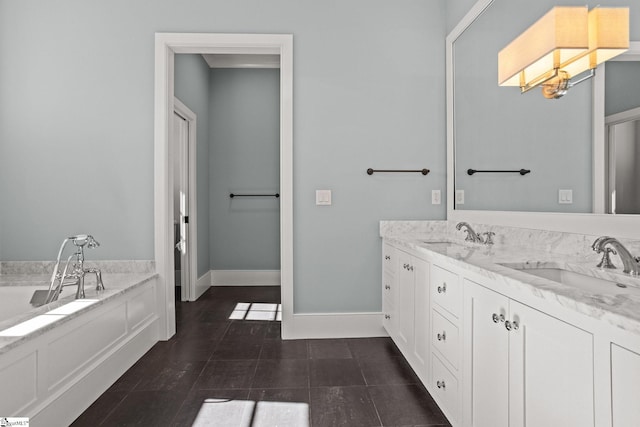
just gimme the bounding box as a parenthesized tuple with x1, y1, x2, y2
(447, 0, 640, 238)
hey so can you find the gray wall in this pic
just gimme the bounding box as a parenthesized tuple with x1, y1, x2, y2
(209, 69, 281, 271)
(606, 61, 640, 117)
(174, 54, 211, 278)
(0, 0, 447, 314)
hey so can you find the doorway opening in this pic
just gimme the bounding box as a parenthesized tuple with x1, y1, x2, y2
(154, 33, 293, 340)
(172, 97, 198, 302)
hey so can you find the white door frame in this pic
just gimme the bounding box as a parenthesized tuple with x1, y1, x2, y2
(173, 97, 198, 301)
(154, 33, 294, 340)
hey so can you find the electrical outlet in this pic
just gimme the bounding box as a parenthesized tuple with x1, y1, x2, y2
(432, 190, 441, 205)
(455, 190, 465, 205)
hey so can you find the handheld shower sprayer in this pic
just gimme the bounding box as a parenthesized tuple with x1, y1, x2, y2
(32, 234, 105, 307)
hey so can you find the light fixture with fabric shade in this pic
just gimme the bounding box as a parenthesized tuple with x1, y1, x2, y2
(498, 6, 629, 99)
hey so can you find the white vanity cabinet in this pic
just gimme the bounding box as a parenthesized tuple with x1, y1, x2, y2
(382, 242, 430, 384)
(610, 343, 640, 426)
(463, 279, 595, 427)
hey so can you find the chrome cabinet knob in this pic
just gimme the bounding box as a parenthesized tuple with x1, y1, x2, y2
(437, 283, 447, 293)
(437, 380, 446, 389)
(492, 313, 505, 323)
(384, 314, 391, 320)
(409, 265, 414, 271)
(505, 320, 519, 331)
(384, 285, 391, 290)
(385, 255, 391, 260)
(403, 263, 408, 269)
(437, 332, 446, 341)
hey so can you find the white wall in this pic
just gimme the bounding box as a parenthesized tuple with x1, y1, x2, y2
(0, 0, 447, 313)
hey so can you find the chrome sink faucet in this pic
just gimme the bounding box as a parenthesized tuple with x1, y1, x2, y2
(45, 235, 105, 304)
(592, 236, 640, 275)
(456, 222, 493, 244)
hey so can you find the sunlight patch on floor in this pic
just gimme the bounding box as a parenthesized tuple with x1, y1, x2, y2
(192, 399, 309, 427)
(229, 303, 282, 321)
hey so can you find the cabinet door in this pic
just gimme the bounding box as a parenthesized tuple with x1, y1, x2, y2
(509, 301, 594, 427)
(611, 343, 640, 426)
(396, 250, 415, 352)
(413, 257, 430, 382)
(463, 280, 510, 427)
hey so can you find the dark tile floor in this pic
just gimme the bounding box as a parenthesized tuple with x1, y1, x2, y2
(72, 286, 451, 427)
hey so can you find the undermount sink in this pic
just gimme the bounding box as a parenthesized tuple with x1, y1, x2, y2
(500, 263, 635, 295)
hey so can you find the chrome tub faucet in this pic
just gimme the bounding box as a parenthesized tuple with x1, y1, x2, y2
(592, 236, 640, 275)
(44, 235, 105, 304)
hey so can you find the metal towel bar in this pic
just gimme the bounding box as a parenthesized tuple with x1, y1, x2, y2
(229, 193, 280, 198)
(467, 169, 530, 176)
(367, 168, 429, 175)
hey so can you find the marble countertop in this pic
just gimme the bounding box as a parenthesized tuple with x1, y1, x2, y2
(385, 233, 640, 336)
(0, 272, 158, 355)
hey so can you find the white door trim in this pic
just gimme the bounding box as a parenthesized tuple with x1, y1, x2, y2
(173, 97, 199, 301)
(154, 33, 293, 340)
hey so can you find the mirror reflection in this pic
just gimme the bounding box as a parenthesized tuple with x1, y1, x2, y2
(453, 0, 637, 214)
(605, 61, 640, 214)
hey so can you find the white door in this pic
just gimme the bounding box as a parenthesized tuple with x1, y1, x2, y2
(173, 111, 190, 301)
(463, 281, 510, 427)
(413, 257, 430, 381)
(397, 250, 415, 353)
(509, 301, 595, 427)
(611, 343, 640, 426)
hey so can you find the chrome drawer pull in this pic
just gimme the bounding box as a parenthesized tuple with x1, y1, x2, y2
(384, 314, 391, 320)
(437, 380, 446, 389)
(437, 283, 447, 293)
(437, 332, 446, 341)
(385, 255, 391, 260)
(384, 285, 391, 290)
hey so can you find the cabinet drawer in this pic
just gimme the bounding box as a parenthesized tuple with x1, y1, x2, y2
(431, 265, 460, 317)
(383, 244, 396, 273)
(432, 308, 459, 370)
(432, 354, 459, 420)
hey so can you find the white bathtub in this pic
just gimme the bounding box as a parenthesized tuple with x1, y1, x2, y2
(0, 285, 52, 324)
(0, 269, 159, 427)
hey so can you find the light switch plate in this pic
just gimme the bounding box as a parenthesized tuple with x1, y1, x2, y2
(316, 190, 332, 206)
(559, 189, 573, 204)
(455, 190, 465, 205)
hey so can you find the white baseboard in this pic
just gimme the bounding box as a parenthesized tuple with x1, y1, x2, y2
(210, 270, 280, 287)
(194, 270, 211, 300)
(282, 312, 388, 340)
